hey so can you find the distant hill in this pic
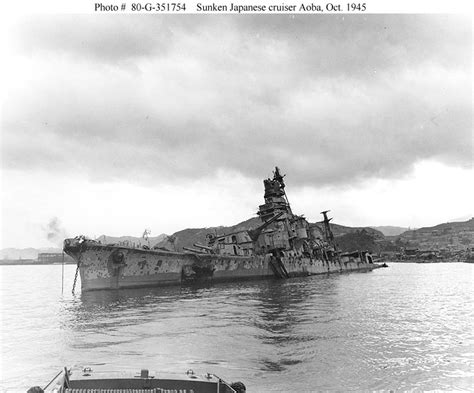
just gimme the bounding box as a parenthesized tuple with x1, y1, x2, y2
(155, 217, 473, 254)
(1, 234, 168, 260)
(395, 218, 474, 250)
(334, 230, 381, 253)
(399, 218, 474, 235)
(154, 218, 261, 252)
(0, 247, 61, 260)
(370, 226, 410, 236)
(5, 218, 470, 260)
(330, 223, 384, 239)
(155, 216, 384, 252)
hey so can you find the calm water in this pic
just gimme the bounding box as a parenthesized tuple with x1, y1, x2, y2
(0, 263, 473, 392)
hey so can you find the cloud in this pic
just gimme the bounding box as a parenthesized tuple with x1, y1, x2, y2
(13, 15, 174, 62)
(2, 14, 471, 187)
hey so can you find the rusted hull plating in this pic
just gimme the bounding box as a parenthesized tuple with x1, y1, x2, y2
(67, 243, 381, 292)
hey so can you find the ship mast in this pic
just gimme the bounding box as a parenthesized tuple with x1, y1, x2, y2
(273, 166, 293, 213)
(320, 210, 336, 248)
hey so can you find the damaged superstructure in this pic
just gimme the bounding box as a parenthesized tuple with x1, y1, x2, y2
(64, 167, 381, 292)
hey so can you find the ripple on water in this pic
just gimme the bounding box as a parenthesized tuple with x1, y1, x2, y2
(1, 263, 473, 391)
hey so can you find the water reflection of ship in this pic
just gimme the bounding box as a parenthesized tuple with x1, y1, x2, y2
(252, 275, 340, 372)
(60, 285, 186, 333)
(59, 277, 344, 378)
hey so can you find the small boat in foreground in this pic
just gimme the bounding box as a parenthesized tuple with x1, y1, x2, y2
(29, 366, 246, 393)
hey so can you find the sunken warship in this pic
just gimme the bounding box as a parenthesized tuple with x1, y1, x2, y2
(64, 167, 382, 292)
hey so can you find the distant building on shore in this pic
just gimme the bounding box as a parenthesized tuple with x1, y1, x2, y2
(0, 252, 75, 265)
(37, 252, 74, 264)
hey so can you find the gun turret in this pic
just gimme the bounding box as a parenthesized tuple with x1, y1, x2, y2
(193, 243, 214, 253)
(183, 246, 207, 254)
(248, 211, 285, 241)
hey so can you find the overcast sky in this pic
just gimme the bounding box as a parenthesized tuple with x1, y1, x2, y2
(1, 14, 472, 249)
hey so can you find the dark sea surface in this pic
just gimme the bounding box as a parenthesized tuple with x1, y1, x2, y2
(0, 263, 473, 392)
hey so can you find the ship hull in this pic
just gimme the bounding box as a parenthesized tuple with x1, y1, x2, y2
(65, 241, 381, 292)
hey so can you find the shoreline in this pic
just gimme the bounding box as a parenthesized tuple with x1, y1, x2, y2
(0, 261, 76, 266)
